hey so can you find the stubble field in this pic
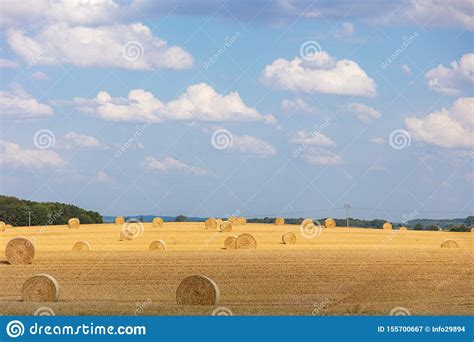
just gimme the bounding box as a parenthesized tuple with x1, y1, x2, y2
(0, 222, 472, 316)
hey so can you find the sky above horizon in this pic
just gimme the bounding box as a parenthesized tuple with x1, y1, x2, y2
(0, 0, 473, 222)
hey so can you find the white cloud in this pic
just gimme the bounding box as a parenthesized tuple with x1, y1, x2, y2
(371, 137, 386, 144)
(261, 51, 376, 97)
(0, 58, 17, 68)
(405, 97, 473, 148)
(32, 71, 48, 80)
(144, 156, 207, 175)
(0, 0, 123, 28)
(93, 170, 114, 183)
(7, 22, 193, 70)
(301, 147, 344, 166)
(346, 102, 381, 123)
(74, 83, 274, 124)
(401, 0, 474, 30)
(62, 131, 107, 150)
(425, 53, 474, 96)
(335, 22, 355, 37)
(401, 64, 412, 75)
(230, 135, 277, 157)
(280, 98, 315, 113)
(0, 87, 53, 119)
(0, 141, 65, 168)
(290, 131, 336, 147)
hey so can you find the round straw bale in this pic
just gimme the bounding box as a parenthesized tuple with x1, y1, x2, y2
(0, 221, 5, 231)
(5, 237, 35, 265)
(5, 224, 12, 229)
(441, 240, 458, 248)
(324, 218, 336, 228)
(235, 233, 257, 249)
(219, 221, 232, 232)
(205, 218, 218, 230)
(282, 232, 297, 244)
(21, 274, 60, 302)
(275, 217, 285, 225)
(72, 241, 91, 252)
(152, 217, 164, 228)
(224, 235, 238, 249)
(68, 218, 80, 229)
(228, 216, 239, 225)
(383, 222, 393, 230)
(471, 227, 474, 233)
(149, 240, 166, 250)
(399, 226, 408, 231)
(176, 275, 220, 305)
(120, 229, 134, 241)
(115, 216, 125, 225)
(302, 218, 313, 228)
(238, 217, 247, 225)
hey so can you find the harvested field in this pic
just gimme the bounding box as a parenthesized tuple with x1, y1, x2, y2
(0, 222, 472, 316)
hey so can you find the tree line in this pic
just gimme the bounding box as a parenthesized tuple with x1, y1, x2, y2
(0, 195, 103, 226)
(246, 216, 473, 232)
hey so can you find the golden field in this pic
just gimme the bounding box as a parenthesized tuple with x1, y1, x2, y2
(0, 222, 472, 316)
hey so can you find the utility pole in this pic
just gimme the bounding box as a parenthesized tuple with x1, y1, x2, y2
(344, 204, 351, 228)
(28, 211, 32, 227)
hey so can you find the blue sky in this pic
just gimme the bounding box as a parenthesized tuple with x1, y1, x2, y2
(0, 0, 472, 221)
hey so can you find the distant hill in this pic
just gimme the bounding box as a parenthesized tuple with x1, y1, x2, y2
(102, 215, 206, 223)
(247, 216, 472, 232)
(103, 214, 472, 232)
(0, 195, 103, 226)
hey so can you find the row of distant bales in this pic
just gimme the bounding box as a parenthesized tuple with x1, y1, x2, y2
(2, 216, 466, 258)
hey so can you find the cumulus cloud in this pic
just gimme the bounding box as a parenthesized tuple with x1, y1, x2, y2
(0, 141, 65, 168)
(74, 83, 275, 124)
(401, 64, 412, 75)
(93, 170, 114, 183)
(32, 71, 48, 80)
(229, 135, 276, 157)
(261, 51, 376, 97)
(289, 131, 336, 147)
(7, 22, 193, 70)
(280, 98, 316, 113)
(62, 131, 107, 150)
(0, 0, 123, 28)
(301, 147, 344, 166)
(425, 53, 474, 96)
(335, 22, 355, 38)
(144, 156, 207, 175)
(405, 97, 473, 148)
(346, 102, 381, 123)
(0, 87, 53, 119)
(0, 58, 18, 68)
(401, 0, 474, 30)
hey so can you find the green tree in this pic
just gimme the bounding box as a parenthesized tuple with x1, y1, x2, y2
(176, 215, 188, 222)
